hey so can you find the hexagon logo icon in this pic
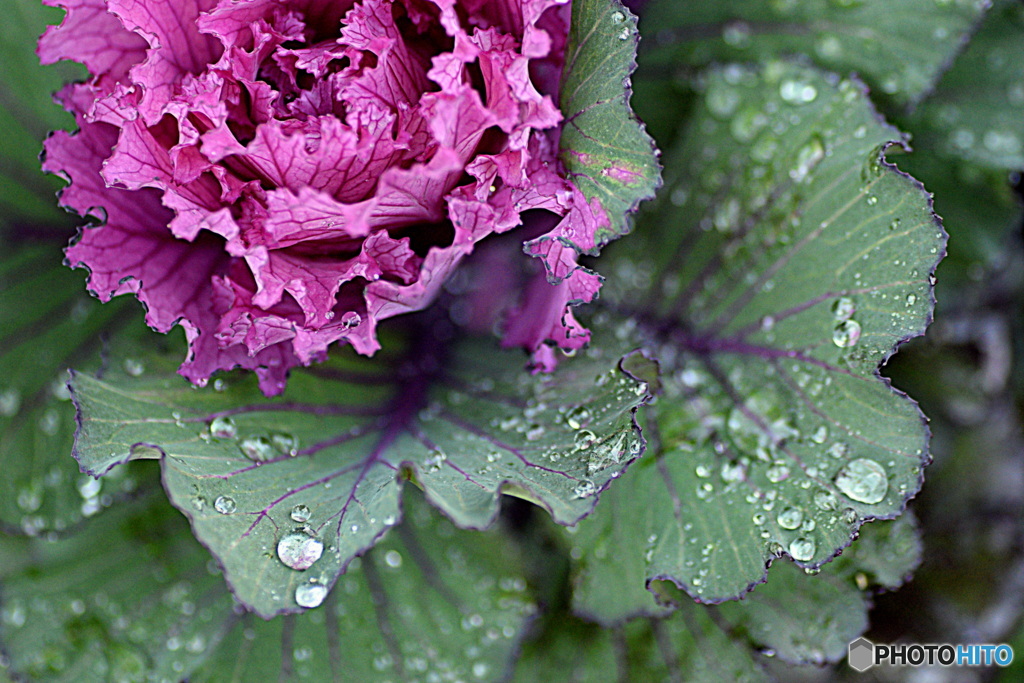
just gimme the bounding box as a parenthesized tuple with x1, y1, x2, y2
(848, 637, 875, 672)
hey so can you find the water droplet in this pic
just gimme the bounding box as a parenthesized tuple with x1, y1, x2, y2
(813, 490, 837, 510)
(0, 389, 21, 417)
(214, 496, 236, 514)
(295, 583, 328, 608)
(473, 662, 490, 679)
(423, 449, 447, 472)
(730, 108, 767, 142)
(270, 433, 299, 455)
(828, 442, 849, 459)
(574, 429, 597, 450)
(277, 533, 324, 571)
(790, 136, 825, 182)
(834, 458, 888, 504)
(573, 479, 596, 499)
(722, 21, 751, 48)
(866, 195, 878, 206)
(789, 537, 816, 562)
(565, 406, 591, 430)
(905, 293, 917, 306)
(122, 358, 145, 377)
(982, 130, 1022, 156)
(290, 504, 311, 523)
(341, 311, 362, 329)
(831, 297, 856, 321)
(811, 426, 828, 444)
(720, 461, 746, 483)
(209, 416, 237, 439)
(240, 436, 276, 462)
(832, 320, 862, 348)
(766, 463, 790, 482)
(713, 197, 740, 231)
(777, 507, 804, 530)
(611, 10, 625, 23)
(17, 483, 42, 513)
(779, 79, 818, 104)
(384, 550, 402, 568)
(525, 424, 546, 441)
(815, 34, 842, 58)
(707, 83, 741, 119)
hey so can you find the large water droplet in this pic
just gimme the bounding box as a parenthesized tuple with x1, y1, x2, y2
(290, 504, 311, 523)
(789, 537, 816, 562)
(295, 583, 328, 608)
(214, 496, 237, 515)
(777, 507, 804, 530)
(277, 532, 324, 571)
(766, 463, 790, 482)
(834, 458, 888, 504)
(209, 416, 237, 439)
(240, 436, 276, 462)
(832, 320, 862, 348)
(573, 479, 596, 499)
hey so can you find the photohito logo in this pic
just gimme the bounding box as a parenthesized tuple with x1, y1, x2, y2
(848, 638, 1014, 671)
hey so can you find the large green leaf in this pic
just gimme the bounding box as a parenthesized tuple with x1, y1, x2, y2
(0, 488, 534, 682)
(0, 240, 161, 535)
(576, 61, 941, 604)
(558, 0, 661, 246)
(903, 0, 1024, 173)
(71, 326, 647, 617)
(639, 0, 987, 112)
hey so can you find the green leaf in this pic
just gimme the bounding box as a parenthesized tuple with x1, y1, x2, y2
(71, 326, 647, 617)
(0, 240, 160, 534)
(903, 0, 1024, 172)
(640, 0, 987, 111)
(0, 489, 238, 682)
(579, 61, 941, 603)
(717, 561, 867, 665)
(512, 605, 771, 682)
(0, 488, 534, 682)
(565, 512, 917, 667)
(190, 489, 535, 682)
(830, 513, 923, 590)
(0, 1, 85, 225)
(558, 0, 661, 246)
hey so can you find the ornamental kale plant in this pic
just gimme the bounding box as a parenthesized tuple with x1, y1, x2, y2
(1, 0, 1023, 681)
(39, 0, 640, 395)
